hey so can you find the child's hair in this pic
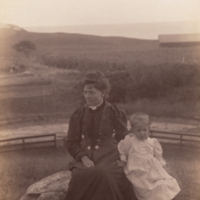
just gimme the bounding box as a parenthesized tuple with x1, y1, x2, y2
(130, 112, 150, 128)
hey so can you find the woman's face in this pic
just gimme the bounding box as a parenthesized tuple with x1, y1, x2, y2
(83, 84, 104, 106)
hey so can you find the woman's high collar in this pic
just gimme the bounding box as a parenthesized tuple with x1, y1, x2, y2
(88, 100, 104, 110)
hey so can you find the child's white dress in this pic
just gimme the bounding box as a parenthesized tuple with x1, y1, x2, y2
(118, 135, 180, 200)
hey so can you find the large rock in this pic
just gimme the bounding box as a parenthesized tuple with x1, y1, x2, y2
(20, 171, 71, 200)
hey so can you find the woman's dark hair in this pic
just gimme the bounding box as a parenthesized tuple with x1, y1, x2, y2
(83, 71, 110, 98)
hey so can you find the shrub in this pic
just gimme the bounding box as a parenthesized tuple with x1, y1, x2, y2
(13, 40, 36, 57)
(108, 63, 200, 103)
(51, 61, 200, 107)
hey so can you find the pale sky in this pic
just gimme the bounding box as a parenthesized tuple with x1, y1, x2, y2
(0, 0, 199, 28)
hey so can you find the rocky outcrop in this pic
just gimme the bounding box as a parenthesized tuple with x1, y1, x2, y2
(20, 171, 71, 200)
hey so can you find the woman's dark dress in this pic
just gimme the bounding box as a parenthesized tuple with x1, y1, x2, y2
(65, 101, 137, 200)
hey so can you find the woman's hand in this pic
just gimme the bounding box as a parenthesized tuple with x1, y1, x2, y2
(117, 160, 127, 168)
(81, 156, 94, 167)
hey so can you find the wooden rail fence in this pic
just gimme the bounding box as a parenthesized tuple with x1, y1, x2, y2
(150, 130, 200, 148)
(0, 130, 200, 152)
(0, 134, 57, 152)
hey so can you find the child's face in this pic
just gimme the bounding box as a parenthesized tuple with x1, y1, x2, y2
(132, 123, 149, 140)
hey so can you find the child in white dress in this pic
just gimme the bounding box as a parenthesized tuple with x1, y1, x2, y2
(118, 113, 180, 200)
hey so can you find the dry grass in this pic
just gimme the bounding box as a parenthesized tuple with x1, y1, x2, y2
(0, 145, 199, 200)
(123, 97, 200, 120)
(162, 145, 200, 200)
(0, 147, 71, 200)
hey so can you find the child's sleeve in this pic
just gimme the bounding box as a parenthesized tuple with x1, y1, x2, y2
(117, 135, 131, 162)
(153, 138, 166, 166)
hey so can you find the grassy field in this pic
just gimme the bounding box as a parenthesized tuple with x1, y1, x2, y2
(123, 97, 200, 120)
(1, 62, 200, 124)
(0, 145, 199, 200)
(0, 28, 200, 123)
(1, 28, 200, 70)
(0, 147, 72, 200)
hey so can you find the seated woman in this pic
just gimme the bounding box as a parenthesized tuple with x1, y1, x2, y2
(64, 71, 137, 200)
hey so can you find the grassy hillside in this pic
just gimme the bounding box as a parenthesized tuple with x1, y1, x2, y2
(1, 27, 200, 67)
(0, 27, 200, 124)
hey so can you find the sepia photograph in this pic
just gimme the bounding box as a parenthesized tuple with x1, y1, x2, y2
(0, 1, 200, 200)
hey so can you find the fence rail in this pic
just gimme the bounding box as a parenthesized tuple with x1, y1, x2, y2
(150, 130, 200, 148)
(0, 134, 57, 152)
(0, 130, 200, 152)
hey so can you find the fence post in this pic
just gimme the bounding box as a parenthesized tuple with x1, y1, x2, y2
(54, 134, 57, 148)
(150, 131, 153, 137)
(180, 134, 183, 149)
(22, 138, 25, 149)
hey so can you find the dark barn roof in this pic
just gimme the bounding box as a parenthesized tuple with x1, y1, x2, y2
(159, 34, 200, 47)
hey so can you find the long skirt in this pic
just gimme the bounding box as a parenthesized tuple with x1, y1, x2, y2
(64, 150, 137, 200)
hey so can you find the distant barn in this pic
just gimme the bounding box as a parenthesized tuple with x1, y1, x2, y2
(159, 34, 200, 47)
